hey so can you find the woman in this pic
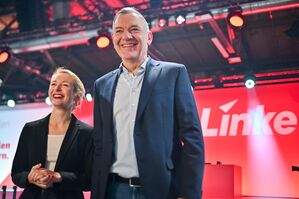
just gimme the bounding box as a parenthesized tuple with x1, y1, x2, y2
(11, 67, 93, 199)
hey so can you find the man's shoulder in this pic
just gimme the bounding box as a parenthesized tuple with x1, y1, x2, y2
(150, 58, 185, 69)
(95, 68, 119, 83)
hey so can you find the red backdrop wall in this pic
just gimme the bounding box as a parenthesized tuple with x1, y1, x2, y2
(194, 82, 299, 197)
(1, 82, 298, 197)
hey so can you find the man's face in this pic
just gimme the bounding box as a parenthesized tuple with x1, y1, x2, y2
(112, 13, 153, 64)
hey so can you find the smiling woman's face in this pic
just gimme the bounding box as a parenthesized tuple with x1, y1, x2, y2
(48, 72, 76, 110)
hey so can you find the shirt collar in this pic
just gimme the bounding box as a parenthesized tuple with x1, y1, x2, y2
(119, 57, 149, 75)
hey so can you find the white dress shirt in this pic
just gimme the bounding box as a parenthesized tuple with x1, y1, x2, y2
(46, 134, 65, 171)
(111, 58, 148, 178)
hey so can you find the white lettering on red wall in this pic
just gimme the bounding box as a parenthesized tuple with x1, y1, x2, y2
(201, 99, 298, 137)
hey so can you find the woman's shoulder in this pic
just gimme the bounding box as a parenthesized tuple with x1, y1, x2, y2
(24, 114, 50, 128)
(75, 119, 93, 132)
(75, 120, 93, 144)
(19, 115, 49, 138)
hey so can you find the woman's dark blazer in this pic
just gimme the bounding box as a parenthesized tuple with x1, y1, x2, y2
(11, 114, 93, 199)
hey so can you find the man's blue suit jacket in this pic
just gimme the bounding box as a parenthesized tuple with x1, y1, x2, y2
(92, 58, 205, 199)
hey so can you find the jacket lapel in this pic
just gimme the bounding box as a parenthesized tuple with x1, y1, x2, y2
(136, 58, 162, 120)
(54, 115, 78, 170)
(38, 115, 50, 166)
(105, 70, 120, 106)
(102, 69, 119, 138)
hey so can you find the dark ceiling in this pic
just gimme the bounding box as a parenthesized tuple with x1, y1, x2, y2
(0, 0, 299, 104)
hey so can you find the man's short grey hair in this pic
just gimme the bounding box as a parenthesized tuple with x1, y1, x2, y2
(112, 7, 150, 32)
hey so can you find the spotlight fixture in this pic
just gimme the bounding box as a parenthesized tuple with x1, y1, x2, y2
(244, 75, 256, 89)
(227, 54, 242, 64)
(157, 15, 168, 28)
(195, 11, 213, 23)
(96, 34, 111, 49)
(0, 48, 11, 64)
(292, 165, 299, 172)
(85, 93, 93, 102)
(227, 6, 244, 29)
(175, 13, 186, 25)
(7, 99, 16, 108)
(88, 28, 112, 49)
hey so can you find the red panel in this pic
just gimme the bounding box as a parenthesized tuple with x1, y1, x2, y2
(73, 100, 94, 126)
(194, 82, 299, 197)
(203, 164, 242, 198)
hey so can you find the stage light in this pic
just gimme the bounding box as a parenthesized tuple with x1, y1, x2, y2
(227, 55, 242, 64)
(7, 99, 16, 108)
(158, 15, 168, 28)
(96, 34, 111, 49)
(45, 96, 52, 105)
(244, 75, 256, 89)
(85, 93, 93, 102)
(227, 6, 244, 29)
(195, 11, 213, 23)
(292, 165, 299, 172)
(0, 49, 11, 64)
(211, 37, 229, 58)
(175, 14, 186, 25)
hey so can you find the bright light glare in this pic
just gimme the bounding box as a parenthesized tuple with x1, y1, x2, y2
(176, 15, 186, 25)
(229, 15, 244, 27)
(86, 93, 93, 102)
(45, 97, 52, 105)
(0, 51, 9, 63)
(96, 36, 110, 48)
(7, 99, 16, 108)
(245, 79, 255, 89)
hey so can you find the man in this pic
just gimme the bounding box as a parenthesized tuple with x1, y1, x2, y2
(92, 7, 205, 199)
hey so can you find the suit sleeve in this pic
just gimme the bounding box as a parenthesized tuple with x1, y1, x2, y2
(11, 123, 31, 188)
(175, 65, 205, 199)
(90, 80, 104, 197)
